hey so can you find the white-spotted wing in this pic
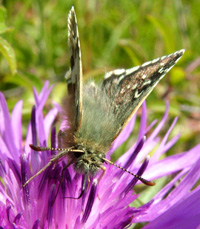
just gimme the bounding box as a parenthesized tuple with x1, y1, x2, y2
(66, 7, 83, 131)
(102, 49, 185, 138)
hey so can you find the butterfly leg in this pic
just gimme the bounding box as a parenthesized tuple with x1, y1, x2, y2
(96, 166, 106, 200)
(63, 174, 88, 200)
(51, 161, 72, 206)
(98, 165, 106, 184)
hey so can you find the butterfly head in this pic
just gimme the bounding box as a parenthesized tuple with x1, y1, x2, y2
(71, 144, 106, 176)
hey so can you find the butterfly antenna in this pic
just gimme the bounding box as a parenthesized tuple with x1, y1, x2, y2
(29, 144, 66, 152)
(103, 158, 155, 186)
(23, 145, 73, 187)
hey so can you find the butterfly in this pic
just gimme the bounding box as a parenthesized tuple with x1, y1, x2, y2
(23, 7, 185, 199)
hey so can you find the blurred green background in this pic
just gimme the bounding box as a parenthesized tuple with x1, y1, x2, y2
(0, 1, 200, 162)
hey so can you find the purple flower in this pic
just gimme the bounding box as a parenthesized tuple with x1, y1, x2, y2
(0, 82, 200, 228)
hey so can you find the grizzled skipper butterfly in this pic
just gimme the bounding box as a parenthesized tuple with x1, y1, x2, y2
(23, 7, 185, 199)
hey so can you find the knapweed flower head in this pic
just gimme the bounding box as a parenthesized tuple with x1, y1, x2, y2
(0, 82, 200, 228)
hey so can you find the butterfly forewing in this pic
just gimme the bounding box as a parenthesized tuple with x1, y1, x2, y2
(66, 7, 83, 131)
(102, 49, 185, 138)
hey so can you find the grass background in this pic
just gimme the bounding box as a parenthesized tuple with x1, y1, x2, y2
(1, 0, 200, 217)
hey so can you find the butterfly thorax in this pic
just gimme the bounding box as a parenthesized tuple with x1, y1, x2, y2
(73, 145, 105, 176)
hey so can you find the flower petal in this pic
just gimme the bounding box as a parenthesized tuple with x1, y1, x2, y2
(144, 189, 200, 229)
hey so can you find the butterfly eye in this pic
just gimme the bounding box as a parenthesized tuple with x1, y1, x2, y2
(73, 150, 85, 158)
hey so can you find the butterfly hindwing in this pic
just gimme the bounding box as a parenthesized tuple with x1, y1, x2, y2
(102, 49, 185, 138)
(66, 7, 83, 131)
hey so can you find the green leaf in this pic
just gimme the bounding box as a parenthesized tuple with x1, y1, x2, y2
(0, 6, 11, 34)
(147, 15, 176, 52)
(0, 36, 17, 74)
(4, 72, 43, 91)
(101, 16, 133, 62)
(170, 67, 185, 85)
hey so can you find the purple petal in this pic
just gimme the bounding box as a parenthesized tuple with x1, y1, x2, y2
(33, 81, 49, 106)
(0, 137, 11, 161)
(150, 116, 179, 163)
(82, 179, 98, 223)
(137, 102, 147, 141)
(44, 107, 58, 142)
(0, 159, 6, 177)
(6, 205, 11, 223)
(144, 189, 200, 229)
(122, 156, 150, 194)
(0, 92, 18, 162)
(144, 144, 200, 180)
(13, 212, 22, 224)
(11, 100, 23, 152)
(32, 220, 40, 229)
(147, 101, 169, 144)
(51, 126, 56, 155)
(2, 78, 200, 229)
(47, 184, 56, 227)
(21, 154, 30, 205)
(33, 82, 54, 146)
(7, 158, 21, 185)
(116, 136, 146, 178)
(31, 105, 37, 146)
(109, 114, 136, 155)
(135, 154, 200, 223)
(30, 105, 40, 173)
(159, 156, 200, 207)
